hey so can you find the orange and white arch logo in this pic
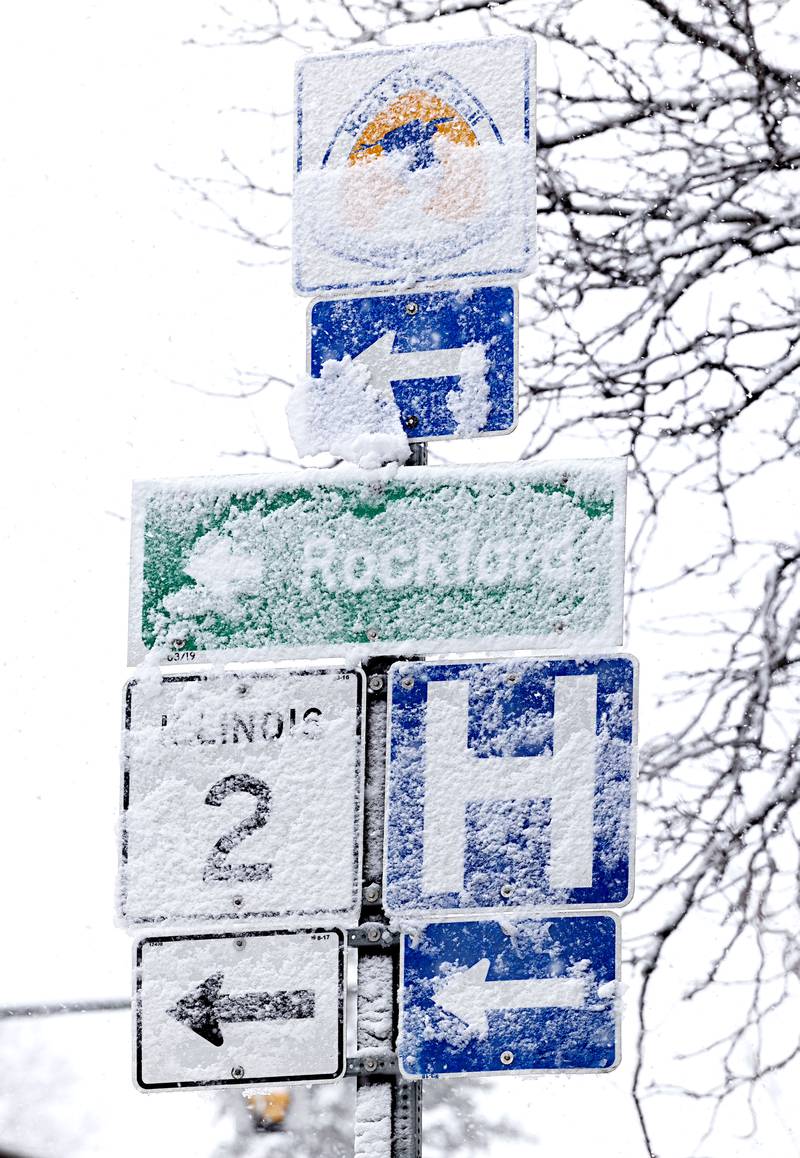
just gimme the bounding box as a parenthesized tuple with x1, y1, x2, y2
(345, 88, 484, 225)
(316, 64, 507, 263)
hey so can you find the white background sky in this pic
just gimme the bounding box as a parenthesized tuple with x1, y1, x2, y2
(1, 3, 796, 1156)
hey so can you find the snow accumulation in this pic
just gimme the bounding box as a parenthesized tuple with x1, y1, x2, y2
(446, 342, 491, 436)
(354, 1084, 391, 1158)
(287, 353, 410, 468)
(128, 459, 626, 664)
(289, 341, 494, 466)
(121, 669, 363, 926)
(357, 955, 393, 1049)
(294, 39, 534, 293)
(384, 657, 637, 916)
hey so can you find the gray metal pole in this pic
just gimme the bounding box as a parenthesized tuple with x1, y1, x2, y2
(353, 441, 426, 1158)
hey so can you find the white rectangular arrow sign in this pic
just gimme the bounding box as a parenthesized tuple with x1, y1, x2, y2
(135, 928, 345, 1090)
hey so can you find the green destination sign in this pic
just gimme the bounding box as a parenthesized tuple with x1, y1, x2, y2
(128, 460, 626, 664)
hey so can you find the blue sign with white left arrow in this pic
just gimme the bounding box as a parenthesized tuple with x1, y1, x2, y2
(399, 915, 620, 1077)
(308, 284, 516, 442)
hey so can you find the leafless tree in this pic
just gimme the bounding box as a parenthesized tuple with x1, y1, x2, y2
(178, 2, 800, 1154)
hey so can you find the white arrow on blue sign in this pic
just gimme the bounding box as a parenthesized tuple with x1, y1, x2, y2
(308, 285, 517, 442)
(399, 915, 620, 1077)
(383, 656, 637, 917)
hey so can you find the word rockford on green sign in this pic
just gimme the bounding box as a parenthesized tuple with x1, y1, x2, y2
(128, 460, 627, 663)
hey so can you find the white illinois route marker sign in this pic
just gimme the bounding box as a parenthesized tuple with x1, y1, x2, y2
(294, 38, 535, 294)
(121, 669, 363, 926)
(136, 928, 344, 1089)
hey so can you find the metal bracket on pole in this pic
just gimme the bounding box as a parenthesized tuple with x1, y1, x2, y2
(347, 1052, 399, 1076)
(348, 924, 400, 949)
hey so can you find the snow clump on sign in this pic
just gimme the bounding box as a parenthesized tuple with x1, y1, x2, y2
(287, 355, 410, 468)
(446, 342, 490, 436)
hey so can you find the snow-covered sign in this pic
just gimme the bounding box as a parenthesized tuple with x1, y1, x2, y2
(294, 38, 535, 294)
(307, 285, 517, 443)
(128, 460, 626, 663)
(135, 928, 344, 1089)
(121, 669, 363, 926)
(384, 656, 637, 917)
(399, 916, 619, 1078)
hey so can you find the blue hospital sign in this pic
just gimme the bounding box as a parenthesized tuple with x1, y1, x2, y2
(383, 656, 637, 917)
(399, 916, 620, 1077)
(294, 38, 535, 293)
(308, 285, 517, 441)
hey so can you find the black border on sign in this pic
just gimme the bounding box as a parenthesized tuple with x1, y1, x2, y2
(135, 926, 346, 1090)
(120, 668, 364, 925)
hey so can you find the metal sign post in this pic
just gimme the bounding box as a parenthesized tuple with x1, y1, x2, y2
(120, 37, 637, 1158)
(351, 445, 427, 1158)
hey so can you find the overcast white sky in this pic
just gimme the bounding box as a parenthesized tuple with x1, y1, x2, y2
(1, 5, 302, 1150)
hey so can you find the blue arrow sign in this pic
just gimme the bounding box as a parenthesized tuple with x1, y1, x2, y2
(384, 656, 637, 916)
(399, 916, 620, 1077)
(308, 285, 516, 442)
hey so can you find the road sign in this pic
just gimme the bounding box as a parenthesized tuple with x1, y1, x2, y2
(308, 285, 517, 442)
(135, 928, 344, 1089)
(384, 656, 637, 917)
(121, 669, 363, 926)
(294, 38, 535, 294)
(128, 460, 626, 663)
(399, 916, 619, 1077)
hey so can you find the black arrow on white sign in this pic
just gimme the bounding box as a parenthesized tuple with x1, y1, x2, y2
(168, 972, 315, 1047)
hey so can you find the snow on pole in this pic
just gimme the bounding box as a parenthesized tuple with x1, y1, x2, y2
(357, 955, 393, 1051)
(355, 1083, 392, 1158)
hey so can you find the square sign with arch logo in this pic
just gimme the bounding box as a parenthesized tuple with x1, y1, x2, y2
(294, 38, 535, 294)
(383, 656, 637, 917)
